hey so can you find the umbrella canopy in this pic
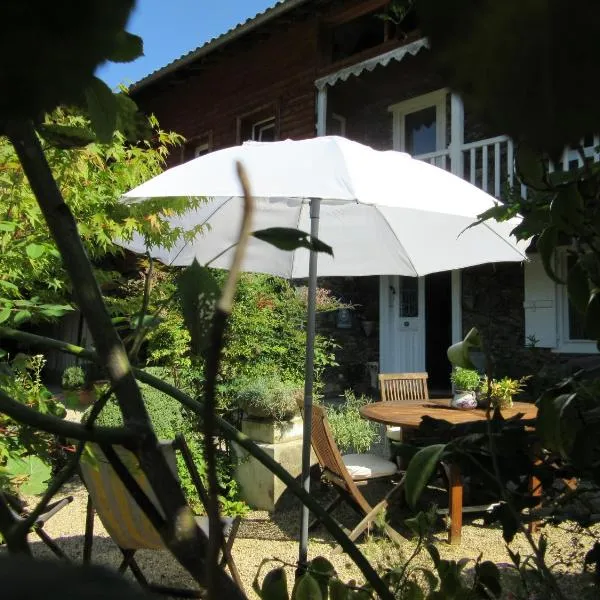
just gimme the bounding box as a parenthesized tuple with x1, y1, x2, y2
(123, 136, 528, 276)
(120, 135, 528, 565)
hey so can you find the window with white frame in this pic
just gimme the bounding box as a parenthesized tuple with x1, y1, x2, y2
(388, 89, 448, 162)
(251, 116, 276, 142)
(238, 104, 278, 143)
(557, 251, 596, 352)
(181, 132, 212, 163)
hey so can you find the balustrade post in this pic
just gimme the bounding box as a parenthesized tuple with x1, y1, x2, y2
(450, 93, 465, 177)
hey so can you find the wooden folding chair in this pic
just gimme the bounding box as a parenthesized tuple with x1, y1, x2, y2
(4, 491, 74, 559)
(80, 435, 243, 597)
(309, 405, 405, 548)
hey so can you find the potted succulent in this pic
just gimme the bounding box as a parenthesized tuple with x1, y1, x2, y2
(61, 365, 95, 406)
(450, 367, 480, 409)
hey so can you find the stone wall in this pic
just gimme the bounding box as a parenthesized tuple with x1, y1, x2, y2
(312, 276, 380, 397)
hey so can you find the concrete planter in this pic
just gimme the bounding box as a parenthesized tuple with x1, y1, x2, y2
(233, 414, 311, 511)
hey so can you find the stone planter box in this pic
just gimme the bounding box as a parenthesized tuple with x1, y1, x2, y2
(233, 414, 315, 511)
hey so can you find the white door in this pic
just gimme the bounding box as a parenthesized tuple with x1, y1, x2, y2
(380, 275, 426, 373)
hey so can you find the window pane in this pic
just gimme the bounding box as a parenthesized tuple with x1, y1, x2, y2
(405, 106, 437, 155)
(567, 254, 593, 340)
(251, 117, 276, 141)
(399, 276, 418, 317)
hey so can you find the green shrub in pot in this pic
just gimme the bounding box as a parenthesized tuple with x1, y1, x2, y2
(61, 365, 86, 390)
(234, 374, 303, 421)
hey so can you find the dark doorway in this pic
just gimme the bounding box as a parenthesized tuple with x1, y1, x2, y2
(425, 272, 452, 393)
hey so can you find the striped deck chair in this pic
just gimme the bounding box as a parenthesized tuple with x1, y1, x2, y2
(80, 435, 243, 597)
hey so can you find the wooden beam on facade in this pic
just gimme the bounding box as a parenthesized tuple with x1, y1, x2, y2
(323, 0, 389, 26)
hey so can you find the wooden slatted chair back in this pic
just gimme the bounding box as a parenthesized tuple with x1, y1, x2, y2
(379, 372, 429, 402)
(309, 405, 371, 513)
(310, 404, 349, 483)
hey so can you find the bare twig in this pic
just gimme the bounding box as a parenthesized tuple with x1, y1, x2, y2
(203, 161, 254, 598)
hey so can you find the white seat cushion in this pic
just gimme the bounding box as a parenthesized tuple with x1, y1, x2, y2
(385, 426, 403, 442)
(342, 453, 398, 480)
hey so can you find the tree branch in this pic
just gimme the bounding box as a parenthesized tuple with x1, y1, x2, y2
(0, 388, 136, 446)
(6, 119, 246, 600)
(15, 384, 117, 538)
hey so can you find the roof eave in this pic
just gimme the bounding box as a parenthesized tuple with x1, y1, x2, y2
(130, 0, 311, 93)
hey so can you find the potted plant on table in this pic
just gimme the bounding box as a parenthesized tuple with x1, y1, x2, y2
(479, 376, 528, 409)
(450, 367, 480, 409)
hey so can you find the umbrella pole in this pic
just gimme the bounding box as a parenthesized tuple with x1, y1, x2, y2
(298, 198, 321, 568)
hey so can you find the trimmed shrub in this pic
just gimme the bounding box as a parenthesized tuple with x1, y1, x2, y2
(86, 367, 246, 516)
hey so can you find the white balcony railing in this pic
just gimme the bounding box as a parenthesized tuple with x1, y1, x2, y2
(415, 134, 600, 200)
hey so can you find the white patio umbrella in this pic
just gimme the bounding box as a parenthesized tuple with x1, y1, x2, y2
(121, 136, 528, 562)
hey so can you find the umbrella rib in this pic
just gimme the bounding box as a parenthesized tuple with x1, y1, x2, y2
(476, 219, 528, 260)
(375, 206, 420, 277)
(167, 196, 235, 267)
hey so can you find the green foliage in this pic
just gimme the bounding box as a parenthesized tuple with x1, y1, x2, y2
(89, 367, 247, 517)
(0, 108, 197, 331)
(218, 273, 338, 397)
(233, 374, 303, 421)
(479, 376, 528, 409)
(61, 365, 86, 390)
(450, 368, 480, 392)
(404, 444, 446, 510)
(0, 354, 65, 495)
(176, 259, 220, 358)
(325, 390, 379, 454)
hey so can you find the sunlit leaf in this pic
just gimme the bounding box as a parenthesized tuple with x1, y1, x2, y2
(26, 243, 46, 259)
(292, 573, 322, 600)
(5, 455, 51, 495)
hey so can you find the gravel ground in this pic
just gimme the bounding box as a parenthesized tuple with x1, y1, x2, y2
(4, 408, 597, 598)
(10, 476, 598, 599)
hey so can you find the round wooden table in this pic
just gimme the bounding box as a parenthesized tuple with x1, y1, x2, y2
(360, 399, 537, 428)
(359, 399, 538, 545)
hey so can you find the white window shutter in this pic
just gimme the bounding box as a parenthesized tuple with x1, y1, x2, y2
(523, 254, 557, 348)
